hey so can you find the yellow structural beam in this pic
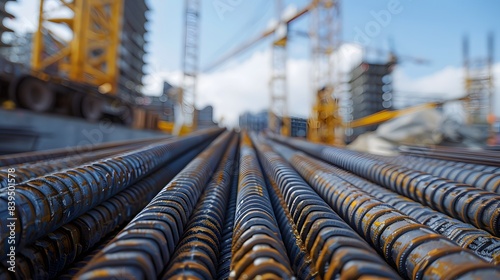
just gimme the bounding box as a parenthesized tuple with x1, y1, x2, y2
(32, 0, 123, 94)
(347, 102, 442, 128)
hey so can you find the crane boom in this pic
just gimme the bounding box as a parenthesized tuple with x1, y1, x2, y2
(204, 2, 315, 72)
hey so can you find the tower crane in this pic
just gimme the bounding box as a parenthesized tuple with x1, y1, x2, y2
(205, 0, 341, 143)
(175, 0, 200, 135)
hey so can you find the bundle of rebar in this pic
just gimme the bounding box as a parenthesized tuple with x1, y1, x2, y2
(1, 130, 500, 280)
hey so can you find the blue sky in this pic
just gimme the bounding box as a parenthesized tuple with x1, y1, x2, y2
(147, 0, 499, 78)
(6, 0, 499, 124)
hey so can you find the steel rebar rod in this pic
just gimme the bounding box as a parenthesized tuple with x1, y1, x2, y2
(74, 131, 233, 279)
(0, 128, 223, 257)
(271, 135, 500, 237)
(229, 132, 294, 279)
(253, 135, 400, 279)
(268, 139, 500, 280)
(0, 146, 204, 279)
(161, 136, 238, 279)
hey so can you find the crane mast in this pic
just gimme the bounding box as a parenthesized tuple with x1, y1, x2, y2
(32, 0, 122, 94)
(308, 0, 342, 145)
(177, 0, 200, 134)
(270, 0, 289, 136)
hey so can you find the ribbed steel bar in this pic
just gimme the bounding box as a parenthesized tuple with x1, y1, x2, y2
(0, 127, 223, 258)
(0, 136, 166, 167)
(311, 154, 500, 264)
(253, 143, 316, 278)
(298, 147, 500, 264)
(268, 139, 500, 280)
(161, 136, 238, 279)
(252, 135, 399, 279)
(399, 145, 500, 167)
(58, 229, 119, 280)
(229, 132, 294, 279)
(385, 155, 499, 173)
(271, 135, 500, 237)
(74, 131, 233, 279)
(0, 144, 149, 189)
(0, 146, 204, 279)
(378, 155, 500, 194)
(215, 147, 239, 280)
(261, 166, 315, 279)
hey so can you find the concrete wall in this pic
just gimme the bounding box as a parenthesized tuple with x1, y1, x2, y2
(0, 109, 165, 152)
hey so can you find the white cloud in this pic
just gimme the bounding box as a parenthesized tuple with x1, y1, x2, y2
(282, 4, 298, 21)
(11, 0, 497, 127)
(393, 63, 500, 121)
(6, 0, 39, 33)
(145, 48, 500, 128)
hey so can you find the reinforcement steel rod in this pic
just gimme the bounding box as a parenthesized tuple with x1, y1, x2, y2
(271, 135, 500, 237)
(74, 131, 233, 279)
(310, 152, 500, 264)
(0, 136, 166, 167)
(0, 144, 151, 189)
(0, 128, 223, 257)
(268, 139, 500, 280)
(399, 145, 500, 167)
(0, 146, 205, 279)
(216, 147, 239, 280)
(229, 132, 294, 279)
(252, 135, 400, 279)
(378, 155, 500, 194)
(161, 136, 238, 279)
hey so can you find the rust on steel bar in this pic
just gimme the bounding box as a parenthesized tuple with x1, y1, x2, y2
(58, 229, 120, 280)
(161, 136, 238, 279)
(0, 146, 205, 279)
(216, 146, 239, 280)
(0, 136, 166, 167)
(0, 128, 223, 258)
(0, 144, 150, 189)
(267, 139, 500, 280)
(383, 154, 499, 173)
(270, 134, 500, 237)
(311, 154, 500, 264)
(251, 134, 316, 279)
(75, 131, 233, 279)
(229, 132, 294, 279)
(399, 145, 500, 167)
(252, 135, 400, 279)
(379, 154, 500, 194)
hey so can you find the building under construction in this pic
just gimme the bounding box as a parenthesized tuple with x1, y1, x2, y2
(0, 1, 499, 279)
(346, 61, 393, 143)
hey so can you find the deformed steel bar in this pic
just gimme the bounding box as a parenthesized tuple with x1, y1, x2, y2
(0, 127, 223, 258)
(252, 137, 316, 279)
(58, 229, 122, 280)
(399, 145, 500, 167)
(0, 144, 150, 189)
(0, 145, 205, 279)
(271, 135, 500, 237)
(0, 136, 167, 167)
(216, 147, 239, 280)
(378, 155, 500, 194)
(74, 131, 233, 280)
(229, 132, 294, 279)
(268, 139, 500, 280)
(261, 164, 316, 279)
(385, 155, 499, 174)
(254, 137, 401, 279)
(312, 155, 500, 264)
(161, 136, 238, 279)
(298, 149, 500, 264)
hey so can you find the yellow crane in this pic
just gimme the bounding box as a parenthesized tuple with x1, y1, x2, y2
(206, 0, 341, 141)
(5, 0, 153, 127)
(29, 0, 123, 122)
